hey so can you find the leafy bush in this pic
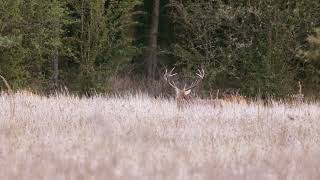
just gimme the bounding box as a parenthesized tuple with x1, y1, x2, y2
(168, 0, 319, 97)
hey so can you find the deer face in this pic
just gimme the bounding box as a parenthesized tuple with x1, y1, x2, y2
(174, 87, 191, 98)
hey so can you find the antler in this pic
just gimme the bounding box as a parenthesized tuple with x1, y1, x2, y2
(164, 68, 179, 90)
(164, 67, 205, 91)
(185, 68, 205, 91)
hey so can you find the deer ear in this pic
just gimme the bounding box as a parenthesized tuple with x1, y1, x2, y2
(174, 87, 180, 95)
(185, 89, 191, 95)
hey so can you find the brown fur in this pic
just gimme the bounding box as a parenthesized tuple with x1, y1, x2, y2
(222, 94, 247, 104)
(175, 89, 224, 109)
(175, 89, 192, 109)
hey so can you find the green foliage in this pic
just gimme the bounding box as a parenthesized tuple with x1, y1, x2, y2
(168, 0, 319, 97)
(98, 0, 142, 74)
(0, 36, 21, 47)
(304, 28, 320, 61)
(0, 0, 319, 96)
(0, 0, 142, 93)
(63, 0, 142, 94)
(299, 28, 320, 91)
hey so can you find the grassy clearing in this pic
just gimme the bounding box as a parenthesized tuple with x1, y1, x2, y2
(0, 91, 320, 180)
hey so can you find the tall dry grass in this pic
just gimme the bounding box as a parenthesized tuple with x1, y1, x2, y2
(0, 91, 320, 180)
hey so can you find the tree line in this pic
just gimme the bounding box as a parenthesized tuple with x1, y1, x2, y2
(0, 0, 319, 97)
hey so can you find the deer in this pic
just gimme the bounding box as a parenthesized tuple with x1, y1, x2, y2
(164, 68, 250, 109)
(164, 67, 222, 109)
(291, 81, 304, 104)
(222, 91, 247, 104)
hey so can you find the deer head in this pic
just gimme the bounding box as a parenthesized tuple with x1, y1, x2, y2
(164, 67, 205, 108)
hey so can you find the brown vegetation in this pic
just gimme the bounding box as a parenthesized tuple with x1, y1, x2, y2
(0, 92, 320, 179)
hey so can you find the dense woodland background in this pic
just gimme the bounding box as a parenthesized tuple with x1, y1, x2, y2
(0, 0, 319, 97)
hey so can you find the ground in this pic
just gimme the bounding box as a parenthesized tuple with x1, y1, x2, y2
(0, 92, 319, 180)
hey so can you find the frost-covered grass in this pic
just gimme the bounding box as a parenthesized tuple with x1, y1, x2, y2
(0, 91, 320, 180)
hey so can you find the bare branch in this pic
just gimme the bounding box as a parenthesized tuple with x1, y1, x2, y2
(0, 74, 12, 92)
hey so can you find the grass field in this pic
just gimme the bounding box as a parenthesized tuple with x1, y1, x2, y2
(0, 91, 320, 180)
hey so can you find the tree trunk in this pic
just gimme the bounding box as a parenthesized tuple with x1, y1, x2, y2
(52, 49, 59, 88)
(145, 0, 160, 82)
(52, 9, 60, 89)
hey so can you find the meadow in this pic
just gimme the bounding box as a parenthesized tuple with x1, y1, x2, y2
(0, 91, 320, 180)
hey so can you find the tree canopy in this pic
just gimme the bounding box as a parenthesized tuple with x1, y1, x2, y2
(0, 0, 319, 97)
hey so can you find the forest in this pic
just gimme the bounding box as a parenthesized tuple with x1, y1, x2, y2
(0, 0, 319, 97)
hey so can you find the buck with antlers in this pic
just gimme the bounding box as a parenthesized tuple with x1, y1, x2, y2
(164, 67, 206, 108)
